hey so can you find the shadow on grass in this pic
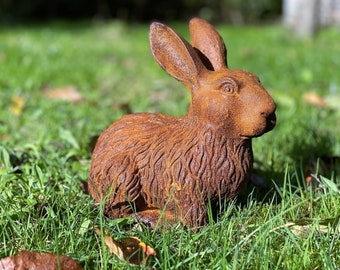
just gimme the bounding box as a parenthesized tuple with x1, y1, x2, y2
(236, 126, 338, 209)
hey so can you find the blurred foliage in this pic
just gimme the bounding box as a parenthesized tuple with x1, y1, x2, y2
(0, 0, 282, 24)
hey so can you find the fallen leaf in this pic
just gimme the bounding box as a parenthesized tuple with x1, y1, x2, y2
(270, 216, 340, 238)
(43, 86, 83, 103)
(0, 251, 82, 270)
(8, 95, 25, 116)
(302, 92, 327, 106)
(94, 228, 156, 265)
(79, 219, 91, 236)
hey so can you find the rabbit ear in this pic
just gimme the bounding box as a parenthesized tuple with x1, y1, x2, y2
(189, 18, 228, 70)
(150, 22, 205, 88)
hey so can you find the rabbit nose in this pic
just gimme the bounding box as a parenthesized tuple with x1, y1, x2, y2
(260, 102, 276, 120)
(261, 110, 275, 118)
(262, 111, 276, 128)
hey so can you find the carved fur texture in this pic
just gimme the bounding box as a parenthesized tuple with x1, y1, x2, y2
(88, 18, 276, 228)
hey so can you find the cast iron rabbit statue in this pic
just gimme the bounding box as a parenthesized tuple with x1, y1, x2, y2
(88, 18, 276, 228)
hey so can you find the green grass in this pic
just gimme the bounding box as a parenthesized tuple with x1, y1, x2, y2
(0, 20, 340, 269)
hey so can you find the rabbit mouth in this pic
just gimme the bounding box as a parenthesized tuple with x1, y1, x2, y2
(259, 114, 276, 135)
(240, 113, 276, 139)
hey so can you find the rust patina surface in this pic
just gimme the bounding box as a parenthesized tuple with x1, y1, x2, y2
(88, 18, 276, 228)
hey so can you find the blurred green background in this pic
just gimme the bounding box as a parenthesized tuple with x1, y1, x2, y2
(0, 0, 281, 23)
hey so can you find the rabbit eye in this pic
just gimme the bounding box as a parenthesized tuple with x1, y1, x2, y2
(220, 79, 237, 94)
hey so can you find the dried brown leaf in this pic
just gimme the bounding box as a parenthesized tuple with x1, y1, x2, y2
(94, 228, 156, 265)
(302, 92, 327, 107)
(0, 251, 82, 270)
(9, 95, 25, 116)
(44, 86, 83, 103)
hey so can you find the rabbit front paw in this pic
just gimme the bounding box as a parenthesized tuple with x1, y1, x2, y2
(132, 209, 175, 229)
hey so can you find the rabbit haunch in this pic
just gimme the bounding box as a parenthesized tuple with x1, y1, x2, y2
(89, 113, 252, 226)
(88, 18, 276, 228)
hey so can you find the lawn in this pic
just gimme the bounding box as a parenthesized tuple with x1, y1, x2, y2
(0, 20, 340, 269)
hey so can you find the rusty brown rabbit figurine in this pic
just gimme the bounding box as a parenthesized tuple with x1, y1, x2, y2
(88, 18, 276, 228)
